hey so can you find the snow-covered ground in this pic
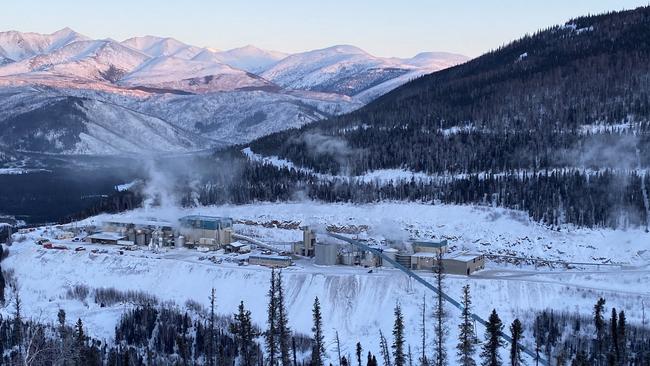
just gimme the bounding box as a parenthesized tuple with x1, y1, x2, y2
(2, 202, 648, 364)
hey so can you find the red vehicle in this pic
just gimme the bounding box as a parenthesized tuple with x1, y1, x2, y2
(43, 242, 53, 249)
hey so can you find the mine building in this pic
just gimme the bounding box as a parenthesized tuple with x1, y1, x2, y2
(292, 227, 316, 256)
(224, 241, 251, 254)
(443, 253, 485, 275)
(102, 218, 175, 247)
(178, 215, 233, 249)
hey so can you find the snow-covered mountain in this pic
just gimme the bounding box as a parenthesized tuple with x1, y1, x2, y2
(0, 39, 150, 82)
(122, 35, 204, 60)
(209, 45, 288, 73)
(0, 28, 466, 156)
(0, 27, 88, 62)
(261, 45, 468, 96)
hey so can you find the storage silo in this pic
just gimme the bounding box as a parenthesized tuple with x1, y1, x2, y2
(315, 243, 338, 265)
(383, 248, 398, 268)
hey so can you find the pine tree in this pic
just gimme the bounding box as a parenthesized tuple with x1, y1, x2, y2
(311, 297, 325, 366)
(457, 285, 476, 366)
(392, 303, 406, 366)
(57, 308, 66, 340)
(617, 310, 627, 365)
(593, 298, 606, 363)
(480, 310, 504, 366)
(434, 252, 447, 366)
(231, 301, 256, 366)
(342, 356, 349, 366)
(509, 319, 523, 366)
(266, 269, 278, 366)
(610, 308, 619, 364)
(75, 318, 86, 366)
(276, 271, 292, 366)
(356, 342, 363, 366)
(208, 288, 217, 366)
(367, 351, 374, 366)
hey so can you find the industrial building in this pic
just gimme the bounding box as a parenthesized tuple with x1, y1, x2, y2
(292, 227, 316, 257)
(102, 218, 175, 247)
(248, 255, 292, 268)
(178, 215, 233, 248)
(443, 254, 485, 275)
(224, 242, 251, 254)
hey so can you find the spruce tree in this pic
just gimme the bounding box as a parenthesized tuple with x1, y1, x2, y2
(231, 301, 256, 366)
(57, 308, 66, 340)
(311, 297, 325, 366)
(266, 269, 278, 366)
(617, 310, 627, 365)
(593, 298, 606, 363)
(392, 303, 406, 366)
(276, 271, 292, 366)
(457, 285, 476, 366)
(610, 308, 619, 364)
(509, 319, 523, 366)
(75, 318, 86, 366)
(356, 342, 363, 366)
(480, 310, 504, 366)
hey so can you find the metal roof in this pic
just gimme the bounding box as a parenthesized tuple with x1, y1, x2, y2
(249, 255, 291, 261)
(179, 215, 233, 230)
(87, 232, 127, 241)
(448, 253, 483, 262)
(179, 215, 232, 222)
(412, 240, 448, 248)
(104, 217, 174, 228)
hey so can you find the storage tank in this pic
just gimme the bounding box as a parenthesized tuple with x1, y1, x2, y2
(176, 235, 185, 249)
(341, 252, 355, 266)
(383, 248, 398, 268)
(136, 231, 146, 246)
(315, 243, 338, 265)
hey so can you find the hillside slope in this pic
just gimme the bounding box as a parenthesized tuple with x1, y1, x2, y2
(246, 6, 650, 228)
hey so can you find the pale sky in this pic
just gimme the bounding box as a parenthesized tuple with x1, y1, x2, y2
(2, 0, 648, 58)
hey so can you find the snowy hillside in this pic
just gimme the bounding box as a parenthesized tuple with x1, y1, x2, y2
(0, 86, 361, 154)
(3, 202, 648, 363)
